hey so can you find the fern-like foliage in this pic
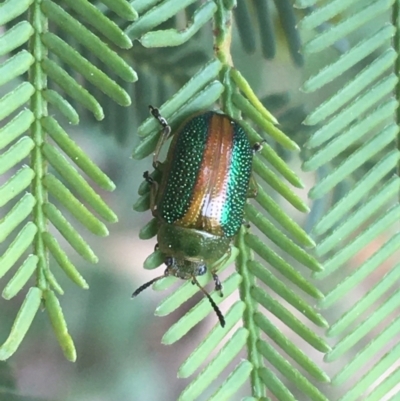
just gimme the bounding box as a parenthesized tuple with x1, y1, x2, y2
(297, 0, 400, 399)
(0, 0, 137, 361)
(4, 1, 398, 400)
(132, 1, 330, 400)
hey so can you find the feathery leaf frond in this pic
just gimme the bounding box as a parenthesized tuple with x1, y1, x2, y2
(131, 2, 328, 399)
(4, 1, 398, 401)
(298, 0, 400, 399)
(0, 0, 137, 360)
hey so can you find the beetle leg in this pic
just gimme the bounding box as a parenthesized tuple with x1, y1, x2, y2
(252, 140, 266, 154)
(143, 171, 159, 214)
(246, 141, 263, 198)
(242, 219, 251, 228)
(143, 171, 154, 184)
(149, 105, 172, 168)
(247, 174, 258, 198)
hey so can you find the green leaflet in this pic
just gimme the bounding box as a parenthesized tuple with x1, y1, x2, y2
(140, 1, 217, 47)
(44, 290, 76, 362)
(0, 287, 42, 361)
(2, 255, 39, 300)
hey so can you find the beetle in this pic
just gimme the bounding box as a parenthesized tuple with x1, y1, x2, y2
(132, 106, 260, 327)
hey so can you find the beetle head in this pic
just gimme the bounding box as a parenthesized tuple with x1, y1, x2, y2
(164, 256, 207, 279)
(131, 256, 225, 327)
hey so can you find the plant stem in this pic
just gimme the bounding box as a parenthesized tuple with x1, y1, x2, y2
(235, 228, 266, 398)
(29, 1, 49, 291)
(213, 0, 236, 115)
(214, 0, 233, 66)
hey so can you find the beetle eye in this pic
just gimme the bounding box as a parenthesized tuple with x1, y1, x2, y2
(165, 257, 174, 267)
(197, 264, 207, 276)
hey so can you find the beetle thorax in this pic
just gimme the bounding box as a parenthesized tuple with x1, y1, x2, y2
(157, 223, 231, 278)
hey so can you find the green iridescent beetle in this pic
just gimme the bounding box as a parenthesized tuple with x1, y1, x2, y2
(133, 106, 260, 326)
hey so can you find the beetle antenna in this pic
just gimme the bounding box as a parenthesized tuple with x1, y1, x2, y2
(192, 277, 225, 328)
(132, 275, 165, 298)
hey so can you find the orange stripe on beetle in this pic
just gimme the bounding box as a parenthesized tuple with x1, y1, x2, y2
(176, 114, 234, 235)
